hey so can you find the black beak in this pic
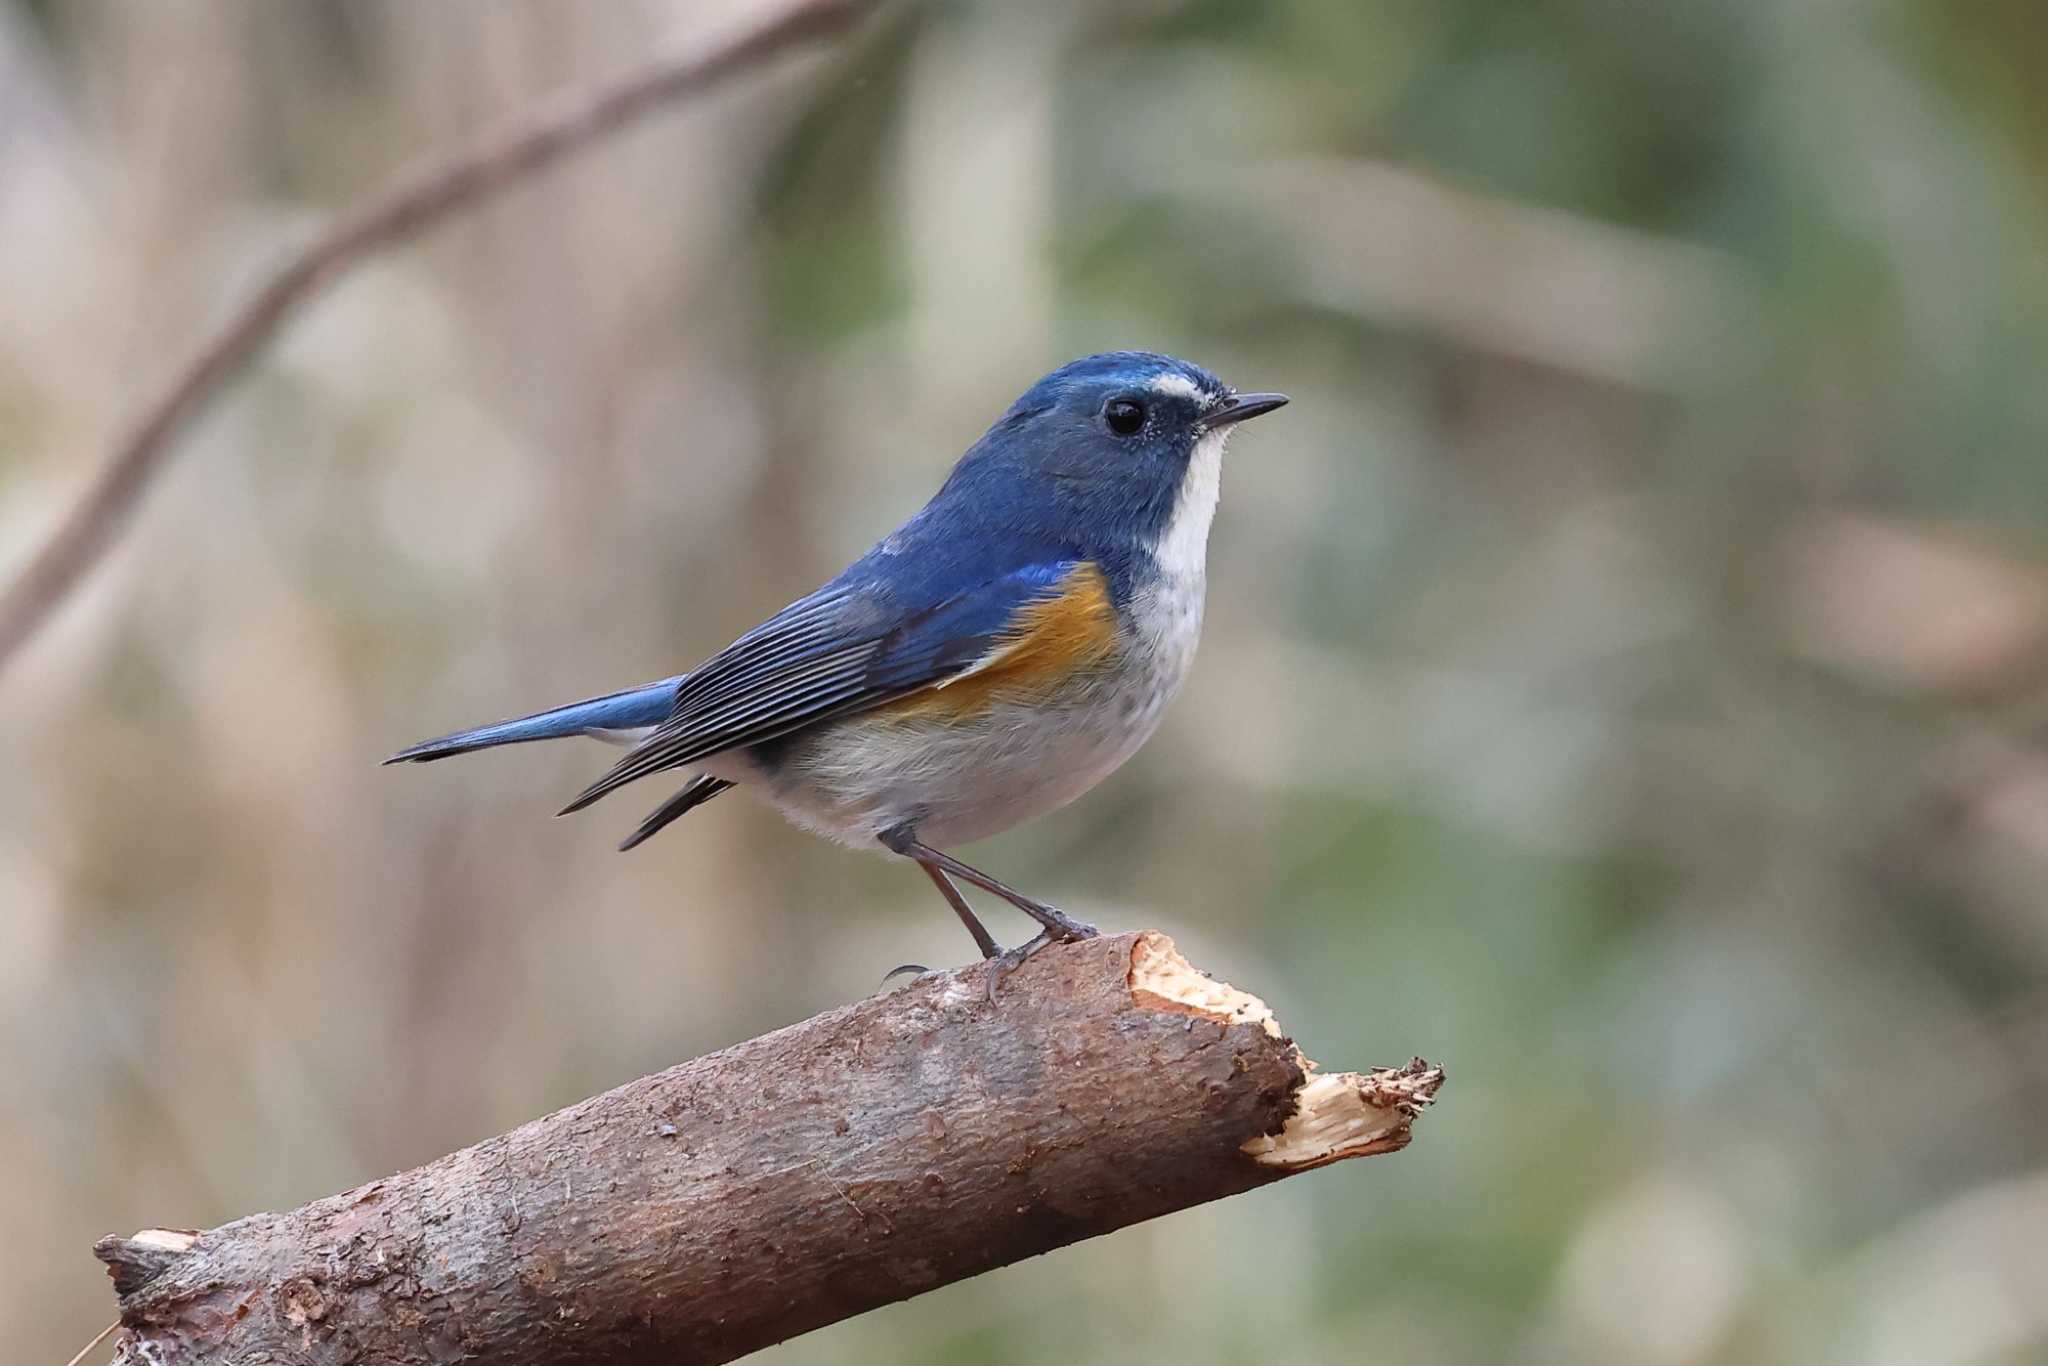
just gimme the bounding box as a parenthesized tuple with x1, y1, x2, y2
(1205, 391, 1289, 430)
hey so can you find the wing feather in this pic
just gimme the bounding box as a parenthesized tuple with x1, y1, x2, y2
(560, 561, 1091, 813)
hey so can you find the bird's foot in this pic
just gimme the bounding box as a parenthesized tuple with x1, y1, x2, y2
(1028, 904, 1098, 943)
(983, 931, 1056, 1004)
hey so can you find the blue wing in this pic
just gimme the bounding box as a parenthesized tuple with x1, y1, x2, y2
(559, 558, 1088, 814)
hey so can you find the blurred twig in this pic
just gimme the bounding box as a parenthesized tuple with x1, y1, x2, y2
(93, 933, 1439, 1366)
(0, 0, 879, 678)
(61, 1321, 119, 1366)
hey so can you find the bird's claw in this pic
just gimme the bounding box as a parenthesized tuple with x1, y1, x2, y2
(983, 932, 1050, 1004)
(878, 963, 932, 991)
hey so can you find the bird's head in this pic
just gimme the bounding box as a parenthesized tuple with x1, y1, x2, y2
(942, 351, 1288, 563)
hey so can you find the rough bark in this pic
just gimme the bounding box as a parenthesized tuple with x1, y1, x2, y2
(96, 931, 1441, 1366)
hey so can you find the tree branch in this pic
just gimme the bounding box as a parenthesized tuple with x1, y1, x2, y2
(94, 931, 1441, 1366)
(0, 0, 879, 678)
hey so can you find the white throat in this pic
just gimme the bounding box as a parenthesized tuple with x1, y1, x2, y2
(1150, 426, 1228, 582)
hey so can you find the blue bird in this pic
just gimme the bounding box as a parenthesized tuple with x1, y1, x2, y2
(388, 352, 1287, 966)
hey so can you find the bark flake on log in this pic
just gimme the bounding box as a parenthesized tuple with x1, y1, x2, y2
(95, 930, 1441, 1366)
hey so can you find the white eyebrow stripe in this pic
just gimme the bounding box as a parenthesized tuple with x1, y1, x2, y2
(1149, 373, 1203, 401)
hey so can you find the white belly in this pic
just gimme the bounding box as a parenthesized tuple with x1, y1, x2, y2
(730, 573, 1204, 849)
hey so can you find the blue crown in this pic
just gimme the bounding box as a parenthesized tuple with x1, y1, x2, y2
(1003, 351, 1226, 418)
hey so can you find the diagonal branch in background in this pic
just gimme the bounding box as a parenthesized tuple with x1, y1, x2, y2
(0, 0, 880, 678)
(95, 932, 1441, 1366)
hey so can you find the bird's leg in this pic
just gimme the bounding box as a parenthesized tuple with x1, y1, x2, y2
(913, 859, 1004, 960)
(886, 834, 1099, 944)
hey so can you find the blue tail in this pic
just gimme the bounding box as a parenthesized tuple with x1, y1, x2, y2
(384, 676, 683, 764)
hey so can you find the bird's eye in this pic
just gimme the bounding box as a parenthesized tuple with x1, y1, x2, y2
(1104, 398, 1146, 436)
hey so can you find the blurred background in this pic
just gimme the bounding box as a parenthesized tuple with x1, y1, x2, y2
(5, 1, 2048, 1362)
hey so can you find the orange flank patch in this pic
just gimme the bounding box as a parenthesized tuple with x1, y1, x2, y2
(894, 564, 1121, 722)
